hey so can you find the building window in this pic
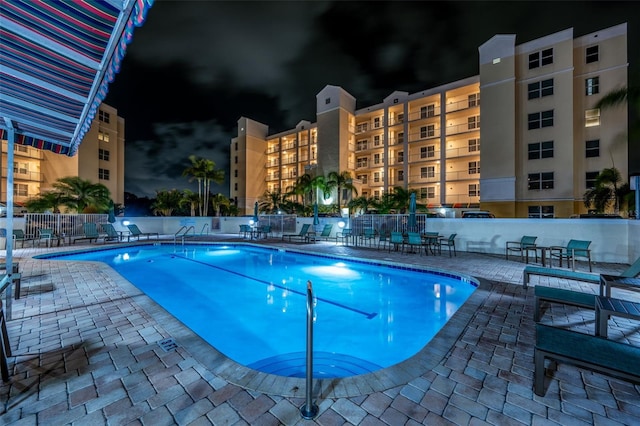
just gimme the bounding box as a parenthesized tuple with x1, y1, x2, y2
(373, 135, 381, 146)
(374, 172, 380, 183)
(98, 110, 110, 123)
(528, 110, 554, 130)
(468, 184, 479, 197)
(420, 187, 435, 199)
(356, 122, 368, 133)
(529, 48, 553, 69)
(586, 171, 599, 189)
(14, 145, 28, 153)
(420, 146, 435, 158)
(420, 125, 435, 138)
(373, 153, 381, 165)
(398, 132, 404, 144)
(397, 151, 404, 163)
(325, 97, 331, 104)
(586, 45, 599, 64)
(234, 156, 238, 164)
(98, 130, 109, 143)
(528, 205, 555, 218)
(528, 141, 554, 160)
(528, 172, 554, 190)
(357, 157, 368, 168)
(373, 117, 381, 128)
(98, 149, 110, 161)
(373, 190, 380, 200)
(397, 113, 404, 124)
(585, 109, 600, 127)
(98, 168, 110, 180)
(358, 174, 368, 184)
(421, 166, 435, 178)
(14, 183, 28, 197)
(468, 116, 480, 130)
(468, 161, 480, 174)
(421, 104, 435, 118)
(13, 162, 28, 175)
(356, 139, 368, 151)
(585, 77, 599, 95)
(234, 183, 238, 191)
(235, 142, 238, 151)
(528, 79, 554, 99)
(468, 93, 480, 107)
(397, 170, 404, 182)
(234, 169, 238, 178)
(468, 138, 480, 152)
(586, 139, 600, 157)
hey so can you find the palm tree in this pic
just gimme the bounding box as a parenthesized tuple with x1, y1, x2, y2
(182, 155, 225, 216)
(348, 195, 374, 215)
(310, 175, 329, 205)
(390, 187, 414, 213)
(584, 167, 630, 213)
(326, 171, 358, 210)
(180, 189, 200, 216)
(293, 173, 313, 208)
(52, 176, 110, 213)
(259, 189, 287, 214)
(151, 189, 183, 216)
(210, 193, 230, 217)
(24, 191, 66, 213)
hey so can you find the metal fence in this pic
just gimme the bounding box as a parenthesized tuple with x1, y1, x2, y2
(23, 213, 109, 238)
(350, 214, 431, 236)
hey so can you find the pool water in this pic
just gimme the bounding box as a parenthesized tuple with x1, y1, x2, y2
(40, 244, 478, 378)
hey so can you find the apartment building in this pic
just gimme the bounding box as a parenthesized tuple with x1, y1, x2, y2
(231, 23, 628, 218)
(1, 103, 125, 207)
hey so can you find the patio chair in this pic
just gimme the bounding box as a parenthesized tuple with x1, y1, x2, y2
(258, 224, 272, 239)
(72, 223, 101, 244)
(404, 232, 423, 255)
(100, 223, 122, 243)
(12, 229, 37, 248)
(359, 228, 376, 247)
(389, 232, 404, 252)
(336, 228, 352, 245)
(437, 233, 457, 257)
(550, 239, 592, 271)
(377, 230, 390, 250)
(239, 224, 251, 238)
(506, 235, 538, 262)
(282, 223, 311, 242)
(37, 228, 56, 247)
(127, 224, 159, 240)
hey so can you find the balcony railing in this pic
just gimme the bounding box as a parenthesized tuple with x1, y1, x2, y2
(445, 146, 480, 158)
(445, 122, 480, 135)
(445, 170, 480, 181)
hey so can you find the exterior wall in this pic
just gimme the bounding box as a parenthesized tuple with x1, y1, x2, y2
(2, 103, 125, 207)
(231, 24, 629, 219)
(231, 117, 269, 215)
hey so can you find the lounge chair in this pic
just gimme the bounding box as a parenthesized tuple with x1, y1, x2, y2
(318, 224, 333, 240)
(550, 239, 592, 271)
(282, 223, 311, 242)
(599, 256, 640, 296)
(258, 224, 272, 239)
(12, 229, 35, 248)
(127, 224, 159, 240)
(100, 223, 122, 243)
(437, 233, 457, 257)
(359, 228, 376, 247)
(506, 235, 537, 262)
(72, 223, 100, 244)
(239, 224, 251, 238)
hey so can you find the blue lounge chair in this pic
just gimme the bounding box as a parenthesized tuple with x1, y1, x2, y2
(73, 223, 100, 244)
(127, 224, 159, 240)
(100, 223, 122, 243)
(282, 223, 311, 242)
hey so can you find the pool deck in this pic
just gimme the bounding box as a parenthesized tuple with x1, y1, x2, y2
(1, 235, 639, 425)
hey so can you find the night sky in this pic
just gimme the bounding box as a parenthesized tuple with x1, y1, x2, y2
(104, 1, 640, 198)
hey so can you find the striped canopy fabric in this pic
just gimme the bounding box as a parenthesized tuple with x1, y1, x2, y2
(0, 0, 153, 155)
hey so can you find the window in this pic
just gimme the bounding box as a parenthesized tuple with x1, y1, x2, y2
(374, 172, 380, 183)
(586, 139, 600, 157)
(528, 110, 554, 130)
(468, 184, 479, 197)
(234, 156, 238, 164)
(14, 183, 28, 197)
(234, 183, 238, 191)
(420, 187, 435, 199)
(397, 170, 404, 182)
(586, 45, 599, 63)
(373, 153, 381, 165)
(357, 174, 368, 184)
(398, 132, 404, 144)
(586, 171, 599, 189)
(468, 138, 480, 152)
(98, 168, 110, 180)
(528, 172, 554, 190)
(397, 113, 404, 124)
(98, 130, 109, 143)
(234, 169, 238, 178)
(528, 205, 554, 218)
(585, 109, 600, 127)
(585, 77, 600, 96)
(356, 122, 369, 133)
(373, 135, 381, 146)
(468, 161, 480, 174)
(373, 190, 380, 200)
(13, 162, 28, 175)
(528, 48, 553, 69)
(468, 93, 479, 107)
(373, 117, 381, 128)
(357, 157, 368, 168)
(357, 140, 368, 151)
(421, 166, 435, 178)
(14, 145, 28, 153)
(98, 149, 110, 161)
(420, 146, 435, 158)
(420, 125, 435, 138)
(325, 97, 331, 104)
(528, 141, 554, 160)
(397, 151, 404, 163)
(468, 116, 480, 130)
(98, 110, 110, 123)
(420, 104, 435, 118)
(528, 79, 554, 99)
(235, 142, 238, 151)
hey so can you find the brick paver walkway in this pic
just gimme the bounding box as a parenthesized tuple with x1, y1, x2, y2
(1, 235, 639, 425)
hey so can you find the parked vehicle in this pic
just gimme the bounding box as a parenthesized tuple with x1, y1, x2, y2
(461, 210, 495, 218)
(0, 202, 28, 217)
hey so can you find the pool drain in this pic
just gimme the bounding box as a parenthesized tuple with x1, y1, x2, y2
(158, 338, 178, 352)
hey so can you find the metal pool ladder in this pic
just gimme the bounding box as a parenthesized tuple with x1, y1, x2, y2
(300, 280, 318, 419)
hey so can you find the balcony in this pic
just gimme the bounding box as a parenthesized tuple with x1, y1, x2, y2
(445, 97, 480, 113)
(445, 170, 480, 181)
(445, 146, 480, 158)
(445, 122, 480, 136)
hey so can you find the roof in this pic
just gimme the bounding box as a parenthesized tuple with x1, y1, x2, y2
(0, 0, 153, 156)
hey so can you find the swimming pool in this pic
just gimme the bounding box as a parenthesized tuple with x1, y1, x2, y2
(39, 244, 478, 378)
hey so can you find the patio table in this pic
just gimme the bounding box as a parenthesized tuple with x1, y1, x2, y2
(595, 296, 640, 338)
